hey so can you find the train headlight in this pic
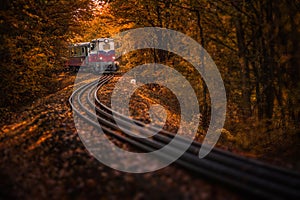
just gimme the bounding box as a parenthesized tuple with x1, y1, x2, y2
(100, 57, 103, 60)
(112, 56, 115, 60)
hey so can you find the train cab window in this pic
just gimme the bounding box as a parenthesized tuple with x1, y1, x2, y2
(90, 43, 97, 52)
(82, 47, 85, 55)
(103, 43, 111, 51)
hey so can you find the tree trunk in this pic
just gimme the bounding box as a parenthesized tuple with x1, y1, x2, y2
(234, 2, 252, 120)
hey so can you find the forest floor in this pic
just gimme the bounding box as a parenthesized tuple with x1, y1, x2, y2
(0, 71, 298, 199)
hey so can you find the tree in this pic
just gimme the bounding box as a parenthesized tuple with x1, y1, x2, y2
(0, 0, 94, 112)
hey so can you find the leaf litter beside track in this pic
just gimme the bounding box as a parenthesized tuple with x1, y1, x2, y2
(0, 73, 242, 199)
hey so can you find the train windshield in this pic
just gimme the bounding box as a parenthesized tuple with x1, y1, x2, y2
(90, 42, 97, 53)
(103, 42, 111, 51)
(90, 39, 114, 52)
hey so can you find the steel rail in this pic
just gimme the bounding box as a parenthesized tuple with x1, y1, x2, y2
(91, 79, 300, 188)
(69, 75, 300, 200)
(95, 90, 300, 178)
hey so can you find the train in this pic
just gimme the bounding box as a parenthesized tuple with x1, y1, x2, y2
(66, 38, 119, 73)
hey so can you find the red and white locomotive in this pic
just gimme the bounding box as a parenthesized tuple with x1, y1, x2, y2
(67, 38, 119, 73)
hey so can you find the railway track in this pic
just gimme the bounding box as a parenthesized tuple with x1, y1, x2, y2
(69, 75, 300, 200)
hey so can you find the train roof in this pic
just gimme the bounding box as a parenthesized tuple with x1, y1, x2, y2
(91, 38, 113, 42)
(69, 42, 90, 47)
(68, 38, 114, 48)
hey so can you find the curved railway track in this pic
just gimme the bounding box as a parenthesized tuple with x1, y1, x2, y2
(69, 75, 300, 200)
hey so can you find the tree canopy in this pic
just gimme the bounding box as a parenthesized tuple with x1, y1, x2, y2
(1, 0, 299, 150)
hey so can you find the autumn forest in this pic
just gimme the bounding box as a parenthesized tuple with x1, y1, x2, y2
(0, 0, 299, 199)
